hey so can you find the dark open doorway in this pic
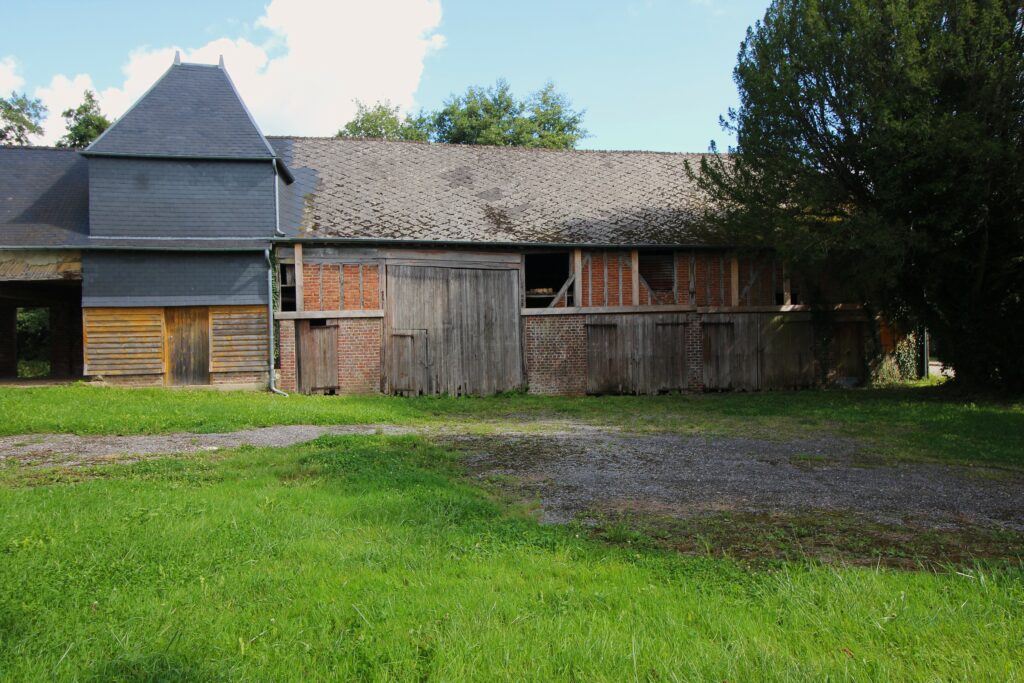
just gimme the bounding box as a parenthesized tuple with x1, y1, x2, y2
(0, 281, 83, 381)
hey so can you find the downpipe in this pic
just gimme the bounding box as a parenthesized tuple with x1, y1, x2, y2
(266, 248, 289, 396)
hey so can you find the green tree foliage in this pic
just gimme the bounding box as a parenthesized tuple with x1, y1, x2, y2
(0, 92, 46, 145)
(56, 90, 111, 149)
(338, 80, 586, 149)
(431, 80, 586, 148)
(337, 100, 429, 141)
(690, 0, 1024, 390)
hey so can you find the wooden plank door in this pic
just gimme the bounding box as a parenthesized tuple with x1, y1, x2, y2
(586, 316, 630, 394)
(297, 321, 339, 393)
(647, 314, 689, 393)
(165, 306, 210, 386)
(385, 264, 523, 396)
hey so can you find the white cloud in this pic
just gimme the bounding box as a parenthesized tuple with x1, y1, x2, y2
(29, 0, 445, 145)
(0, 56, 25, 93)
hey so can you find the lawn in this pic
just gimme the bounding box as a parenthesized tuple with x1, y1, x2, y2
(0, 386, 1022, 680)
(1, 382, 1022, 465)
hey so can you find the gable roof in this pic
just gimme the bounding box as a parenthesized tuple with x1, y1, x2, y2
(85, 62, 277, 160)
(271, 137, 711, 247)
(0, 147, 90, 247)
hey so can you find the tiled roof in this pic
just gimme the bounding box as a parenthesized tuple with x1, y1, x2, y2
(0, 147, 90, 247)
(271, 137, 711, 246)
(85, 63, 276, 159)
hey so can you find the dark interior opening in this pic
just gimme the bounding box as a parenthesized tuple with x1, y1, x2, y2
(16, 307, 50, 378)
(524, 252, 572, 308)
(279, 263, 296, 311)
(638, 251, 674, 292)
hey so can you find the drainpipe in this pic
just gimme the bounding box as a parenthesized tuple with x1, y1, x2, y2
(272, 159, 285, 237)
(266, 248, 288, 396)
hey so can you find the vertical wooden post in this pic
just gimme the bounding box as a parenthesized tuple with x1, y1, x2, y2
(294, 243, 305, 312)
(630, 249, 640, 306)
(783, 269, 792, 306)
(730, 256, 740, 307)
(573, 249, 583, 308)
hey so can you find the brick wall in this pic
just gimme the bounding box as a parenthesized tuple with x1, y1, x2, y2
(337, 318, 381, 393)
(524, 315, 587, 395)
(278, 319, 297, 392)
(303, 263, 381, 311)
(685, 314, 704, 390)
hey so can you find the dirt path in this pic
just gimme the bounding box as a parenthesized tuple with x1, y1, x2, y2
(3, 423, 1021, 535)
(0, 425, 414, 467)
(452, 432, 1024, 531)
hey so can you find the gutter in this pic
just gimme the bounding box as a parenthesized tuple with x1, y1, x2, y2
(265, 248, 288, 397)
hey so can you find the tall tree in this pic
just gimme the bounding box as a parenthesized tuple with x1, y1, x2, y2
(339, 81, 587, 149)
(56, 90, 111, 149)
(691, 0, 1024, 390)
(337, 100, 429, 141)
(431, 80, 587, 148)
(0, 92, 46, 145)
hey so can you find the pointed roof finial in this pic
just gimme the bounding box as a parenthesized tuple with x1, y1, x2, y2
(173, 50, 181, 66)
(218, 54, 225, 69)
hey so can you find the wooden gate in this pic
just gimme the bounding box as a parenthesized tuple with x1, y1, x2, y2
(702, 313, 819, 391)
(385, 265, 522, 396)
(165, 306, 209, 386)
(586, 313, 690, 394)
(297, 320, 339, 393)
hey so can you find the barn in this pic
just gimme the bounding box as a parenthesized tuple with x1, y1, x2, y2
(0, 57, 866, 394)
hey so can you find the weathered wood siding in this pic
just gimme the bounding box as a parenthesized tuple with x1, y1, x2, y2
(385, 265, 523, 396)
(586, 313, 691, 394)
(83, 305, 269, 384)
(702, 312, 863, 390)
(210, 305, 268, 373)
(83, 307, 165, 376)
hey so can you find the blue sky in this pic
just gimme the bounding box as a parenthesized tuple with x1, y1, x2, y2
(1, 0, 769, 151)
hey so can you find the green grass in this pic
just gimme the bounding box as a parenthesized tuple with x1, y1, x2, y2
(1, 383, 1021, 466)
(1, 435, 1021, 681)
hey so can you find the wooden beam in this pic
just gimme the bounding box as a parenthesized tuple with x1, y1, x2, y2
(275, 309, 384, 320)
(522, 304, 697, 316)
(783, 269, 793, 306)
(630, 249, 640, 306)
(294, 243, 305, 312)
(572, 249, 583, 307)
(730, 256, 740, 307)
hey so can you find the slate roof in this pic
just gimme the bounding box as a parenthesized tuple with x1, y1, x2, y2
(0, 147, 90, 247)
(85, 63, 276, 159)
(271, 137, 712, 246)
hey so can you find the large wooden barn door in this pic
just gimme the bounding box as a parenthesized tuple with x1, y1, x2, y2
(385, 265, 522, 396)
(297, 320, 339, 393)
(165, 306, 210, 386)
(586, 314, 689, 394)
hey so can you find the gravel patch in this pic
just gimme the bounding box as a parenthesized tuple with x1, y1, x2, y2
(0, 425, 414, 467)
(454, 432, 1024, 531)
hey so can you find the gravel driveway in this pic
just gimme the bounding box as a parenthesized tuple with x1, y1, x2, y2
(0, 425, 413, 467)
(454, 432, 1024, 531)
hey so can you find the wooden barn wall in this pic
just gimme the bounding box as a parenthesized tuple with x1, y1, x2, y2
(82, 305, 268, 385)
(701, 312, 865, 391)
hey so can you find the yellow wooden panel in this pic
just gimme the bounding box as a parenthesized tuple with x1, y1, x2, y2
(83, 308, 165, 376)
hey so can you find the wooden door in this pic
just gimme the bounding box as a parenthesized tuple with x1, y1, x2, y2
(165, 307, 210, 385)
(297, 321, 339, 393)
(702, 314, 762, 391)
(586, 314, 689, 395)
(385, 265, 522, 396)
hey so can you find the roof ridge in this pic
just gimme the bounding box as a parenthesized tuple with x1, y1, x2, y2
(266, 135, 710, 157)
(0, 145, 80, 152)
